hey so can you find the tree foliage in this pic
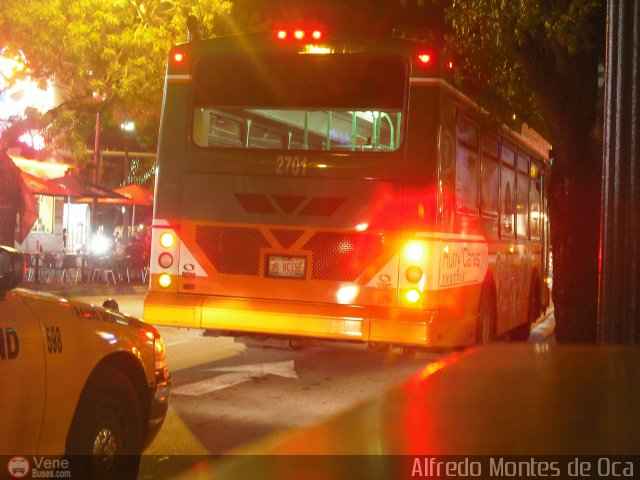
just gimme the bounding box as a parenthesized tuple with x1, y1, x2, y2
(445, 0, 603, 135)
(0, 0, 232, 162)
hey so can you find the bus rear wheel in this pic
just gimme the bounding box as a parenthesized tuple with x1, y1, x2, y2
(476, 284, 496, 344)
(511, 276, 541, 342)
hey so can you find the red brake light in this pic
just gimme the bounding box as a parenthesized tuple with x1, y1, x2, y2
(294, 30, 305, 40)
(312, 30, 322, 40)
(418, 52, 432, 65)
(276, 30, 287, 40)
(447, 60, 454, 70)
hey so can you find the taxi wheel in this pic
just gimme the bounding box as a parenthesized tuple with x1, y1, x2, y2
(66, 366, 143, 480)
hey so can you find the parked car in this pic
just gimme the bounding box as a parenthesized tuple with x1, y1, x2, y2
(0, 245, 171, 479)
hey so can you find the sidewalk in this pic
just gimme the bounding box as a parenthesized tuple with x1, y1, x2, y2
(20, 281, 149, 298)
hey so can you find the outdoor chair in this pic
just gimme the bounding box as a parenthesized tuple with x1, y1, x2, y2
(59, 254, 82, 283)
(89, 255, 118, 285)
(42, 253, 60, 284)
(123, 253, 149, 283)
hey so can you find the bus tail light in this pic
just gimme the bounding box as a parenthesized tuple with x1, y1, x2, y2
(160, 232, 175, 248)
(399, 239, 432, 307)
(151, 225, 180, 291)
(158, 273, 172, 288)
(158, 252, 173, 269)
(405, 289, 421, 304)
(405, 241, 425, 262)
(405, 266, 423, 283)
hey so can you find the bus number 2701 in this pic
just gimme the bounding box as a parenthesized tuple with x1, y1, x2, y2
(275, 156, 307, 176)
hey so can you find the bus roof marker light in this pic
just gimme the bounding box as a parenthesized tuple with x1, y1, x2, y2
(294, 30, 305, 40)
(312, 30, 323, 40)
(418, 52, 432, 65)
(276, 30, 287, 40)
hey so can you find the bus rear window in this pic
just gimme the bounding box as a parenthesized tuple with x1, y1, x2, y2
(191, 54, 407, 152)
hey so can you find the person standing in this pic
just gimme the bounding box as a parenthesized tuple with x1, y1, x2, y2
(0, 146, 22, 247)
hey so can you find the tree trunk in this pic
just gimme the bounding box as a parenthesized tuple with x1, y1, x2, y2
(548, 139, 602, 343)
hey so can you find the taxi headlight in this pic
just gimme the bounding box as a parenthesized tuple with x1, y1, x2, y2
(154, 337, 167, 370)
(154, 337, 170, 385)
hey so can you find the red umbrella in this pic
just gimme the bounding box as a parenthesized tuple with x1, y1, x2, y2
(51, 174, 127, 200)
(76, 183, 153, 206)
(20, 171, 78, 197)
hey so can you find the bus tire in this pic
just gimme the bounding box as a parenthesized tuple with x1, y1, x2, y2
(66, 366, 143, 480)
(511, 274, 541, 342)
(476, 283, 496, 344)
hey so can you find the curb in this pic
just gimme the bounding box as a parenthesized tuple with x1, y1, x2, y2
(21, 283, 150, 299)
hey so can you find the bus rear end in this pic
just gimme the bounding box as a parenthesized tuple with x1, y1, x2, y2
(144, 32, 445, 347)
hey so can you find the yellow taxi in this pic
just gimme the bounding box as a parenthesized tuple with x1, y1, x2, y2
(0, 246, 171, 479)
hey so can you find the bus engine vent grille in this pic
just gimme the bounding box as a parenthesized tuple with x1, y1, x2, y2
(302, 232, 384, 282)
(196, 225, 270, 276)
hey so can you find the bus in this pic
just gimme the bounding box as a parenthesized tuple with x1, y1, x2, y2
(143, 28, 551, 348)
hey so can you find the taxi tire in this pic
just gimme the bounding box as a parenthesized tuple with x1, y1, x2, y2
(66, 366, 143, 480)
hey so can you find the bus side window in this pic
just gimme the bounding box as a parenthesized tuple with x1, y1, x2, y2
(500, 142, 516, 238)
(529, 160, 542, 241)
(480, 132, 499, 216)
(516, 151, 529, 240)
(455, 114, 479, 213)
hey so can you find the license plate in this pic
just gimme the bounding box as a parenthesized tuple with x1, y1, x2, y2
(267, 255, 306, 279)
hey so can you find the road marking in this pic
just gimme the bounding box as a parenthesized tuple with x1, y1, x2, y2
(172, 360, 298, 396)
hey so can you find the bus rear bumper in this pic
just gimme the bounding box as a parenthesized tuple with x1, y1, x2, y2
(143, 291, 441, 347)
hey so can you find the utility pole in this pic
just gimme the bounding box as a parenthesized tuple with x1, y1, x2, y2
(120, 121, 135, 244)
(598, 0, 640, 343)
(90, 111, 100, 235)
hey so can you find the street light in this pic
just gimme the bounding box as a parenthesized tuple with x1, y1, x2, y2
(120, 121, 135, 243)
(120, 121, 135, 183)
(120, 121, 135, 133)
